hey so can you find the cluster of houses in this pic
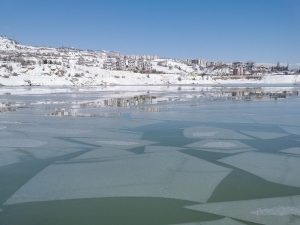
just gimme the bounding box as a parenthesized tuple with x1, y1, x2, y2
(185, 58, 292, 75)
(103, 56, 156, 71)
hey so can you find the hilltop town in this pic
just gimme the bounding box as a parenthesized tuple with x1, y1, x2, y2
(0, 36, 299, 86)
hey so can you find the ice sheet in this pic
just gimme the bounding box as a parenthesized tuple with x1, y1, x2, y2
(240, 131, 288, 139)
(185, 195, 300, 225)
(185, 140, 256, 154)
(280, 147, 300, 155)
(184, 126, 252, 140)
(71, 147, 135, 161)
(280, 126, 300, 136)
(5, 151, 231, 205)
(73, 138, 158, 150)
(170, 217, 246, 225)
(218, 152, 300, 187)
(0, 139, 47, 148)
(144, 146, 185, 153)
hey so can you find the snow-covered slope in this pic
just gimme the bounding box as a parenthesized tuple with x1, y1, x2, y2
(0, 36, 298, 86)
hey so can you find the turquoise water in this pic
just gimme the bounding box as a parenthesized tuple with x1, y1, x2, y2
(0, 86, 300, 225)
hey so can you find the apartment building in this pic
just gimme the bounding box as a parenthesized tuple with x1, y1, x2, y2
(103, 58, 117, 70)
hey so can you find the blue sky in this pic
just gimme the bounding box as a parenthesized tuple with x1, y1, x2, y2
(0, 0, 299, 66)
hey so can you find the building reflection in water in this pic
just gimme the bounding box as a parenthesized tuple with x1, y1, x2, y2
(49, 108, 122, 117)
(80, 95, 157, 108)
(217, 89, 299, 101)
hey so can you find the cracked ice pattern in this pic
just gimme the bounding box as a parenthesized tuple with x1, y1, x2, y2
(4, 151, 231, 205)
(219, 152, 300, 187)
(185, 195, 300, 225)
(185, 140, 256, 154)
(240, 131, 288, 139)
(280, 147, 300, 155)
(184, 126, 252, 140)
(280, 126, 300, 136)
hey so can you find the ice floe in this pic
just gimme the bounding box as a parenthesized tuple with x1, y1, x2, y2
(280, 126, 300, 136)
(185, 195, 300, 225)
(280, 147, 300, 155)
(184, 126, 252, 140)
(5, 151, 231, 205)
(144, 146, 185, 153)
(185, 140, 256, 154)
(218, 152, 300, 187)
(240, 131, 288, 139)
(73, 138, 158, 150)
(170, 217, 246, 225)
(71, 147, 135, 161)
(0, 139, 47, 148)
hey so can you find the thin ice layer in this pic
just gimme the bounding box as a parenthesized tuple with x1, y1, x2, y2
(185, 140, 256, 154)
(280, 126, 300, 136)
(170, 217, 246, 225)
(280, 147, 300, 155)
(185, 195, 300, 225)
(218, 152, 300, 187)
(240, 131, 288, 139)
(0, 139, 47, 148)
(71, 147, 135, 161)
(73, 138, 158, 150)
(184, 126, 252, 140)
(5, 151, 231, 205)
(144, 146, 185, 153)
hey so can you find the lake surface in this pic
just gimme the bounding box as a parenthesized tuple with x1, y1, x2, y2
(0, 85, 300, 225)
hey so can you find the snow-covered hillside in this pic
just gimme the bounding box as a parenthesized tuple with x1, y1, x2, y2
(0, 36, 299, 86)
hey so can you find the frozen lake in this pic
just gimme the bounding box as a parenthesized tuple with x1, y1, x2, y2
(0, 85, 300, 225)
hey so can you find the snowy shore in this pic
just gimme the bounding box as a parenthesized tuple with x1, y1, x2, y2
(0, 72, 299, 86)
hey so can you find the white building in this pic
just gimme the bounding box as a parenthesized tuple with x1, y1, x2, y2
(127, 59, 136, 70)
(103, 58, 117, 70)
